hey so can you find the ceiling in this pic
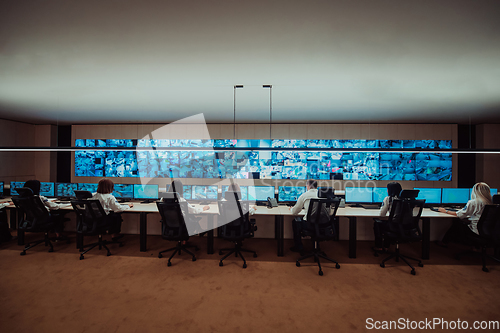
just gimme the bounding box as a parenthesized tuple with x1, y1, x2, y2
(0, 0, 500, 125)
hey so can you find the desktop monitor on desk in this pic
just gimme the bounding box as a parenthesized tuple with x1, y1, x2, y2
(113, 184, 134, 200)
(133, 184, 159, 201)
(55, 183, 78, 198)
(345, 187, 373, 205)
(10, 181, 25, 196)
(278, 186, 306, 204)
(191, 185, 218, 201)
(372, 187, 388, 204)
(40, 182, 55, 197)
(221, 185, 248, 201)
(441, 188, 470, 206)
(78, 183, 98, 194)
(182, 185, 192, 200)
(248, 185, 275, 202)
(414, 188, 442, 205)
(0, 181, 3, 196)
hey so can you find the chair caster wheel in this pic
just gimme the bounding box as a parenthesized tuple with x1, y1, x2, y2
(380, 263, 385, 268)
(80, 255, 84, 260)
(482, 267, 489, 272)
(411, 269, 416, 275)
(107, 253, 111, 256)
(319, 270, 323, 276)
(167, 261, 172, 267)
(296, 261, 301, 267)
(48, 248, 54, 253)
(20, 251, 26, 256)
(418, 263, 424, 267)
(243, 263, 247, 269)
(192, 257, 196, 261)
(158, 253, 163, 258)
(219, 261, 223, 267)
(336, 263, 340, 269)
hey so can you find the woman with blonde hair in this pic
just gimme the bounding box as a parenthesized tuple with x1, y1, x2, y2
(438, 182, 493, 246)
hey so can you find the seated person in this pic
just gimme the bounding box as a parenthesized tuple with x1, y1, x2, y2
(91, 178, 133, 241)
(290, 179, 319, 253)
(372, 182, 402, 252)
(23, 180, 69, 240)
(0, 200, 14, 243)
(437, 182, 493, 247)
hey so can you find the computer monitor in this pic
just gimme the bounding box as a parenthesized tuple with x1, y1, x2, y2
(318, 187, 334, 199)
(414, 188, 442, 205)
(221, 185, 248, 201)
(78, 183, 98, 193)
(345, 187, 373, 204)
(133, 184, 159, 200)
(278, 186, 306, 203)
(441, 188, 470, 205)
(10, 181, 25, 196)
(40, 182, 55, 197)
(0, 181, 3, 196)
(248, 185, 275, 201)
(372, 187, 388, 204)
(182, 185, 192, 200)
(55, 183, 78, 198)
(191, 185, 218, 201)
(468, 187, 498, 198)
(113, 184, 134, 199)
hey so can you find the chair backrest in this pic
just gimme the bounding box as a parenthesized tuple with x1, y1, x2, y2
(12, 193, 51, 230)
(387, 197, 425, 240)
(156, 200, 189, 240)
(306, 198, 340, 241)
(159, 192, 180, 203)
(16, 187, 35, 197)
(71, 199, 108, 234)
(74, 190, 92, 200)
(218, 199, 251, 240)
(476, 204, 500, 244)
(492, 194, 500, 205)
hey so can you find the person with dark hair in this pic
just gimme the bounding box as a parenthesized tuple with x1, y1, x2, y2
(290, 179, 319, 253)
(91, 178, 133, 240)
(23, 179, 69, 239)
(372, 182, 403, 252)
(169, 180, 209, 214)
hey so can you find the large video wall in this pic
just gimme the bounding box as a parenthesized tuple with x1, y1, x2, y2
(75, 139, 452, 181)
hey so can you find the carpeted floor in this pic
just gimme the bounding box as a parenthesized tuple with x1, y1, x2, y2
(1, 233, 499, 333)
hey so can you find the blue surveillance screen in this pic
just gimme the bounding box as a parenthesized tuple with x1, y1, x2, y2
(10, 181, 25, 196)
(0, 181, 3, 195)
(441, 188, 470, 205)
(248, 186, 275, 201)
(40, 182, 55, 197)
(345, 187, 373, 204)
(221, 186, 248, 201)
(278, 186, 306, 203)
(182, 185, 192, 200)
(112, 184, 134, 199)
(372, 187, 388, 203)
(55, 183, 78, 198)
(191, 185, 218, 201)
(133, 184, 158, 200)
(77, 183, 98, 193)
(414, 188, 442, 204)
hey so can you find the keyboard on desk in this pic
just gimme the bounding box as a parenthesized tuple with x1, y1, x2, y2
(362, 205, 380, 210)
(55, 201, 70, 204)
(430, 207, 458, 212)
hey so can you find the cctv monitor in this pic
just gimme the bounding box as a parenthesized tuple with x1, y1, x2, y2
(278, 186, 306, 203)
(221, 185, 248, 201)
(78, 183, 98, 193)
(372, 187, 388, 204)
(10, 181, 25, 196)
(414, 188, 442, 205)
(55, 183, 78, 198)
(247, 186, 275, 202)
(345, 187, 373, 204)
(112, 184, 134, 200)
(40, 182, 55, 197)
(133, 184, 159, 201)
(441, 188, 470, 205)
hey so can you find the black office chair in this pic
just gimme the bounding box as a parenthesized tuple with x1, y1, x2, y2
(74, 190, 92, 200)
(296, 198, 341, 276)
(455, 204, 500, 272)
(71, 199, 123, 260)
(218, 195, 257, 268)
(492, 194, 500, 205)
(156, 200, 198, 266)
(12, 187, 60, 255)
(378, 190, 425, 275)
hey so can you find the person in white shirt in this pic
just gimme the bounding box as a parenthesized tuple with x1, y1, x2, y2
(437, 182, 493, 246)
(372, 182, 402, 252)
(91, 178, 133, 240)
(290, 179, 319, 252)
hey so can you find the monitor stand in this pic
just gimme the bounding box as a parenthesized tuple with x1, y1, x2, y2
(140, 199, 156, 204)
(349, 203, 364, 208)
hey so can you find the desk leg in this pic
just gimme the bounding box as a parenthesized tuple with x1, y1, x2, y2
(422, 217, 430, 260)
(10, 209, 17, 230)
(140, 212, 148, 252)
(275, 215, 284, 257)
(207, 215, 214, 255)
(348, 217, 357, 258)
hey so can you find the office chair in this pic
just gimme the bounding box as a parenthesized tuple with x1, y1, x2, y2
(295, 198, 341, 276)
(493, 194, 500, 205)
(455, 204, 500, 272)
(71, 199, 123, 260)
(218, 195, 257, 268)
(74, 190, 92, 200)
(377, 190, 425, 275)
(156, 200, 198, 266)
(12, 187, 60, 255)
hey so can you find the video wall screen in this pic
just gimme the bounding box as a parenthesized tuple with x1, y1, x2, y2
(75, 139, 452, 181)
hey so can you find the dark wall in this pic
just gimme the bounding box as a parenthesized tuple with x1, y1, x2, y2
(56, 125, 72, 183)
(457, 124, 475, 188)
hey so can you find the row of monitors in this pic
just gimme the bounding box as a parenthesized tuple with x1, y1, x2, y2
(345, 187, 498, 205)
(177, 185, 304, 203)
